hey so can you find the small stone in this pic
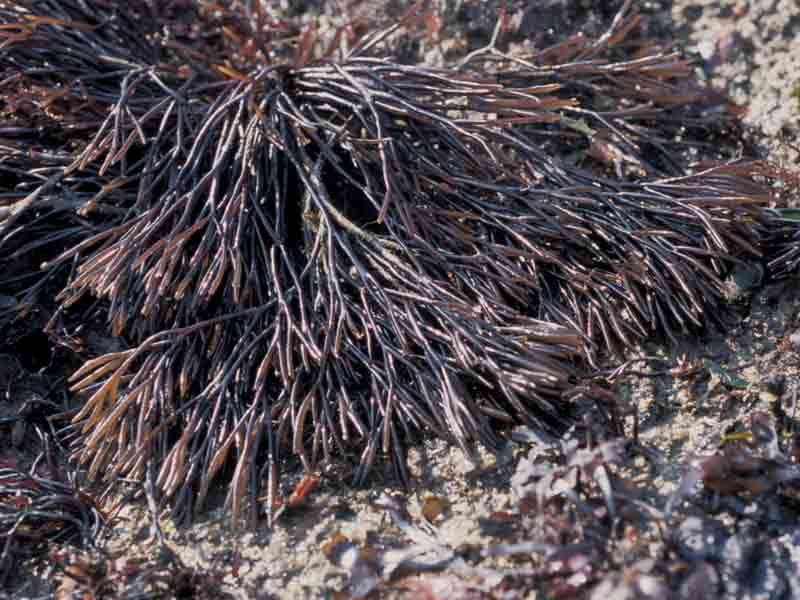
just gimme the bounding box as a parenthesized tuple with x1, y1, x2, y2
(758, 391, 778, 404)
(697, 40, 716, 61)
(636, 575, 669, 599)
(790, 331, 800, 351)
(673, 516, 728, 562)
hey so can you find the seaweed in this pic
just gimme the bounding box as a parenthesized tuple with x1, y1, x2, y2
(0, 459, 105, 587)
(0, 0, 793, 528)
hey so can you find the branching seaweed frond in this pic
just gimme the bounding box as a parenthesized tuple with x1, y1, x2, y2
(0, 0, 791, 525)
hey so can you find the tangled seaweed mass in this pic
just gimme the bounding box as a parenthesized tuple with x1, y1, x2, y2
(0, 0, 797, 525)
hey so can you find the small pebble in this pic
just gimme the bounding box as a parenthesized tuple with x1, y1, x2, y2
(790, 331, 800, 351)
(673, 516, 728, 562)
